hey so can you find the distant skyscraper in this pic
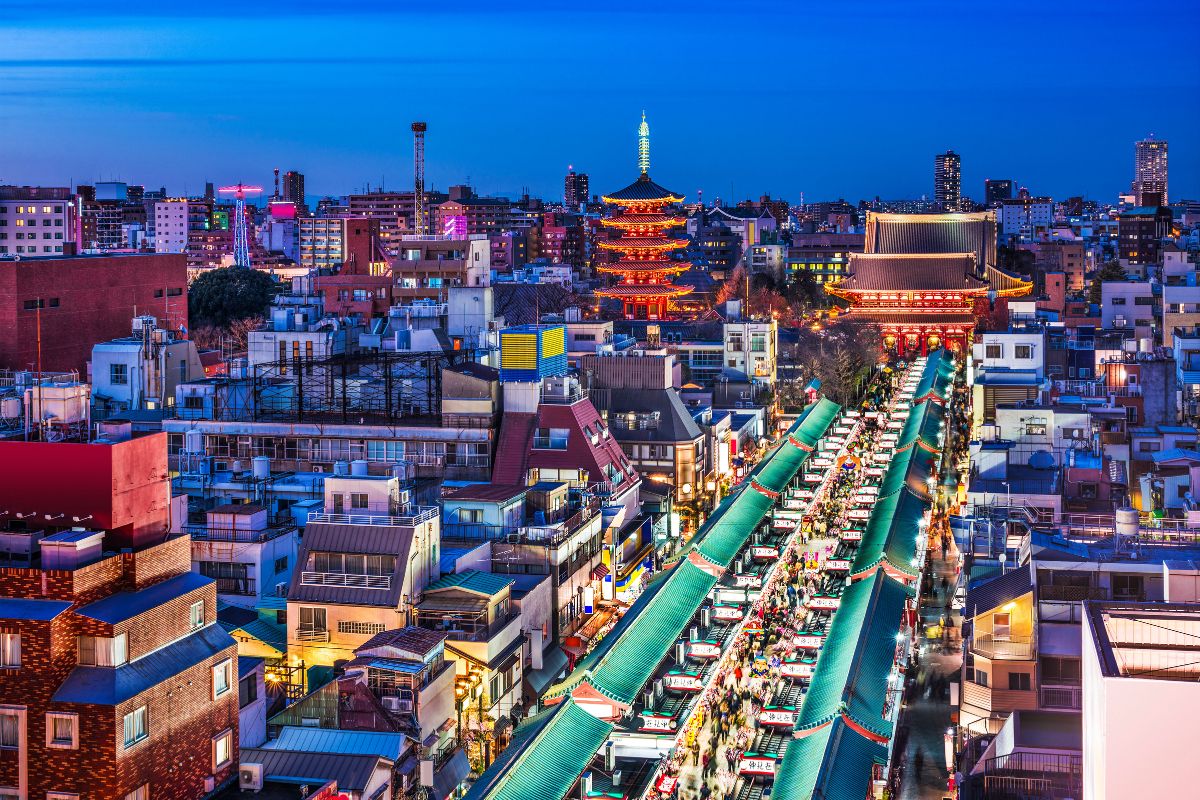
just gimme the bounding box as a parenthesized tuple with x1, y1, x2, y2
(282, 170, 307, 214)
(934, 151, 962, 210)
(1133, 136, 1168, 205)
(984, 179, 1014, 207)
(564, 168, 589, 209)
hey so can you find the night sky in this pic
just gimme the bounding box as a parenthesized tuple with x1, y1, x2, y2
(3, 1, 1198, 204)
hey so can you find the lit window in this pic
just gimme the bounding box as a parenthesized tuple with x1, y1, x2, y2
(46, 712, 78, 749)
(122, 706, 147, 748)
(213, 728, 233, 770)
(0, 634, 18, 668)
(212, 659, 232, 699)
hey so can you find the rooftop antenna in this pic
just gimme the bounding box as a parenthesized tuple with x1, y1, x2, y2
(412, 122, 427, 235)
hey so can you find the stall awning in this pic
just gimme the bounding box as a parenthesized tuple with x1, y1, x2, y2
(592, 563, 610, 580)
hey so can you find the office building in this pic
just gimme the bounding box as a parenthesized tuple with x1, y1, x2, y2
(0, 186, 76, 257)
(985, 178, 1014, 207)
(1000, 193, 1054, 241)
(281, 170, 306, 215)
(1133, 136, 1168, 205)
(934, 150, 962, 210)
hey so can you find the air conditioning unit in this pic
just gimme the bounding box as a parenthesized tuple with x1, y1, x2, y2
(204, 776, 216, 793)
(276, 582, 289, 597)
(506, 533, 524, 544)
(240, 763, 264, 791)
(382, 696, 413, 713)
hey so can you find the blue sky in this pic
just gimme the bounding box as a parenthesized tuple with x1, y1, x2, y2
(2, 1, 1197, 204)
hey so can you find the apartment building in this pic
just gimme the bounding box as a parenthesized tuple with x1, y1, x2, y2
(286, 473, 441, 686)
(0, 186, 76, 257)
(0, 434, 239, 799)
(393, 235, 491, 301)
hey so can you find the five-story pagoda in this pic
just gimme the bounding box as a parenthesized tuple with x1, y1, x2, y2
(596, 113, 691, 320)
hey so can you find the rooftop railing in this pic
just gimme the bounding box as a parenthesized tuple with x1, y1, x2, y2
(308, 505, 438, 528)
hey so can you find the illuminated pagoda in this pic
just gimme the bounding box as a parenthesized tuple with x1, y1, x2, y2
(827, 212, 1032, 355)
(595, 113, 692, 320)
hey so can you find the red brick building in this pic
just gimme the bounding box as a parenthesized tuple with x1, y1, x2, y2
(0, 253, 188, 376)
(0, 434, 239, 799)
(314, 217, 394, 317)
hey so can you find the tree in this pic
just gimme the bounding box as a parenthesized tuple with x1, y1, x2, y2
(1087, 261, 1127, 305)
(188, 268, 279, 329)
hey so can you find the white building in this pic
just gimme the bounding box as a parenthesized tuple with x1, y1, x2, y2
(90, 315, 206, 414)
(298, 216, 346, 270)
(1082, 600, 1200, 800)
(1100, 281, 1156, 339)
(1001, 197, 1054, 241)
(723, 318, 778, 388)
(972, 330, 1047, 382)
(154, 198, 193, 254)
(188, 503, 300, 613)
(0, 188, 75, 257)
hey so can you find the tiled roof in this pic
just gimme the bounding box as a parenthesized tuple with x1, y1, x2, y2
(774, 718, 888, 800)
(425, 570, 514, 597)
(0, 598, 72, 621)
(865, 211, 997, 271)
(601, 174, 684, 203)
(76, 572, 212, 625)
(464, 699, 613, 800)
(357, 626, 447, 657)
(441, 483, 527, 503)
(53, 623, 235, 705)
(797, 570, 910, 738)
(835, 253, 985, 292)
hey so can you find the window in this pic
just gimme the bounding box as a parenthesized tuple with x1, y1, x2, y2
(337, 620, 386, 635)
(1042, 656, 1081, 685)
(239, 673, 259, 709)
(0, 634, 18, 667)
(78, 633, 127, 666)
(299, 606, 327, 634)
(1014, 345, 1033, 359)
(189, 600, 204, 631)
(212, 728, 233, 770)
(1008, 671, 1031, 691)
(46, 712, 78, 749)
(274, 556, 289, 574)
(993, 612, 1011, 640)
(1112, 574, 1144, 600)
(0, 710, 17, 749)
(975, 671, 989, 688)
(985, 344, 1002, 359)
(47, 793, 80, 800)
(110, 363, 129, 385)
(212, 659, 232, 699)
(350, 493, 369, 509)
(122, 706, 148, 748)
(124, 784, 149, 800)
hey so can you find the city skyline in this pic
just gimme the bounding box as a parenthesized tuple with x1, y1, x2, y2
(3, 1, 1198, 203)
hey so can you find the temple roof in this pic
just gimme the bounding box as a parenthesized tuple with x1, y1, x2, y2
(602, 173, 684, 203)
(595, 237, 688, 251)
(832, 253, 986, 292)
(835, 308, 979, 326)
(865, 211, 996, 272)
(596, 284, 692, 298)
(596, 260, 690, 275)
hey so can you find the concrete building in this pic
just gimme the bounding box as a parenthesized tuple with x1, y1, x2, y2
(0, 253, 188, 376)
(785, 233, 864, 285)
(984, 178, 1014, 207)
(90, 315, 206, 416)
(723, 317, 778, 389)
(1133, 136, 1168, 205)
(1100, 281, 1156, 340)
(1000, 195, 1054, 241)
(393, 235, 491, 302)
(0, 186, 76, 257)
(1082, 601, 1200, 800)
(1118, 205, 1173, 271)
(153, 198, 209, 254)
(186, 503, 300, 615)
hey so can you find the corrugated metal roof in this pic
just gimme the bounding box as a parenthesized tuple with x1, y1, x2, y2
(358, 626, 446, 657)
(238, 655, 264, 680)
(838, 253, 984, 292)
(266, 726, 407, 759)
(965, 562, 1033, 617)
(241, 747, 386, 792)
(425, 570, 514, 597)
(76, 572, 212, 625)
(0, 598, 72, 621)
(289, 522, 414, 608)
(53, 623, 235, 705)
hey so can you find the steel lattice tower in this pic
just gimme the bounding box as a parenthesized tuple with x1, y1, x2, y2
(412, 122, 427, 235)
(218, 183, 263, 268)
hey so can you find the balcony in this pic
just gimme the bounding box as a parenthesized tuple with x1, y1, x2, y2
(300, 572, 391, 590)
(1039, 683, 1081, 710)
(973, 634, 1035, 660)
(186, 524, 296, 544)
(307, 505, 437, 528)
(962, 678, 1039, 715)
(297, 627, 330, 642)
(214, 576, 257, 596)
(1038, 584, 1108, 603)
(975, 751, 1082, 800)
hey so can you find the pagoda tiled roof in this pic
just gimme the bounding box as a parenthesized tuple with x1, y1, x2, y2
(596, 236, 687, 251)
(602, 173, 684, 203)
(595, 284, 692, 298)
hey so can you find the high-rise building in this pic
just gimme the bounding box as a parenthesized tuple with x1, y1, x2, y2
(934, 150, 962, 210)
(1133, 136, 1168, 205)
(984, 178, 1014, 207)
(281, 170, 307, 214)
(564, 168, 589, 209)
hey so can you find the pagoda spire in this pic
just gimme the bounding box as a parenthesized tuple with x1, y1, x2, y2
(638, 111, 650, 175)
